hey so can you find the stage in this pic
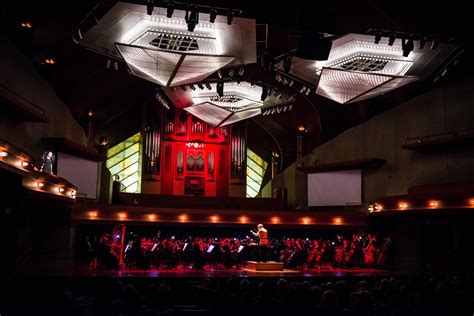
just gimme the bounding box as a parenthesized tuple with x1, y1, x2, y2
(20, 260, 396, 278)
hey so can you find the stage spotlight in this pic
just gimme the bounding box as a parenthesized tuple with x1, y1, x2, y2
(402, 37, 414, 57)
(197, 82, 204, 90)
(113, 61, 119, 70)
(238, 65, 245, 76)
(180, 85, 187, 91)
(275, 73, 282, 82)
(147, 0, 154, 15)
(281, 76, 288, 85)
(217, 69, 223, 79)
(209, 8, 217, 23)
(189, 83, 196, 90)
(261, 85, 268, 101)
(388, 33, 396, 46)
(205, 82, 212, 90)
(374, 32, 382, 44)
(419, 36, 426, 49)
(250, 81, 255, 88)
(186, 6, 199, 32)
(300, 85, 306, 93)
(167, 1, 174, 18)
(283, 53, 292, 73)
(288, 79, 294, 87)
(228, 68, 235, 77)
(216, 80, 224, 97)
(227, 9, 234, 25)
(105, 59, 111, 69)
(431, 39, 439, 50)
(304, 86, 311, 95)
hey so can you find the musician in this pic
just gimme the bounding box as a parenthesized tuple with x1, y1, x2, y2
(250, 224, 269, 262)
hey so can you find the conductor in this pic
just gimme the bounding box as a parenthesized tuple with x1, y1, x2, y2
(250, 224, 269, 261)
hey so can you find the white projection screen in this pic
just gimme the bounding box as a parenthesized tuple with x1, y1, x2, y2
(57, 152, 99, 199)
(307, 170, 361, 206)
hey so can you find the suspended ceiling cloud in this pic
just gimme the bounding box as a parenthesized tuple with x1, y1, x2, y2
(276, 33, 461, 104)
(165, 81, 295, 127)
(78, 2, 256, 87)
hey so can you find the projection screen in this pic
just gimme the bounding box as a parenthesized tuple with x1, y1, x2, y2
(57, 152, 99, 199)
(307, 169, 361, 206)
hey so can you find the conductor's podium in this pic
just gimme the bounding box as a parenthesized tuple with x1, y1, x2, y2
(245, 261, 284, 271)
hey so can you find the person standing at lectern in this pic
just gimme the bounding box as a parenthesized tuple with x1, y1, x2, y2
(251, 224, 269, 262)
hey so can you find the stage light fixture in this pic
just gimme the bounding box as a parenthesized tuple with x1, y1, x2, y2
(146, 0, 154, 15)
(216, 80, 224, 97)
(197, 82, 204, 90)
(228, 68, 235, 77)
(113, 61, 119, 70)
(299, 85, 306, 93)
(419, 36, 426, 49)
(402, 37, 414, 57)
(374, 32, 382, 44)
(189, 83, 196, 90)
(275, 73, 282, 82)
(0, 151, 8, 157)
(105, 59, 111, 68)
(431, 39, 439, 50)
(283, 53, 292, 73)
(281, 76, 288, 85)
(304, 86, 311, 95)
(217, 69, 223, 79)
(227, 9, 234, 25)
(238, 65, 245, 76)
(288, 79, 294, 87)
(205, 82, 212, 90)
(388, 33, 396, 46)
(209, 8, 217, 23)
(261, 85, 268, 101)
(166, 1, 174, 18)
(186, 6, 199, 32)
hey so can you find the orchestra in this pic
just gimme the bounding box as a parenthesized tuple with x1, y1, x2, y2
(85, 228, 392, 271)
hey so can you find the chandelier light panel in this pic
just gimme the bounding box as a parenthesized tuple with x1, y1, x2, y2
(78, 2, 256, 87)
(275, 33, 460, 104)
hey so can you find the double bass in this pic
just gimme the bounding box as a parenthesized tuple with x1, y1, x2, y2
(363, 235, 376, 266)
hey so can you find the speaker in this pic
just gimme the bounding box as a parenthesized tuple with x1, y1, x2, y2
(296, 32, 332, 61)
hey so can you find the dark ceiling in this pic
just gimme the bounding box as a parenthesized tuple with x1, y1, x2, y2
(4, 0, 473, 168)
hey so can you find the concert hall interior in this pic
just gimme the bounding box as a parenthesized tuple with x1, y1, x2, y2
(1, 0, 474, 314)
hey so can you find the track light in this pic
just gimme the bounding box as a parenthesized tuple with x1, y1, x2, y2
(281, 76, 288, 85)
(167, 1, 174, 18)
(261, 85, 268, 101)
(275, 73, 282, 82)
(283, 53, 292, 73)
(388, 33, 396, 46)
(205, 82, 212, 90)
(228, 68, 235, 77)
(374, 32, 382, 44)
(288, 79, 294, 87)
(419, 37, 426, 49)
(217, 69, 223, 79)
(147, 0, 154, 15)
(300, 85, 306, 93)
(105, 59, 111, 69)
(113, 61, 119, 70)
(209, 8, 217, 23)
(197, 82, 204, 90)
(431, 39, 439, 50)
(227, 9, 234, 25)
(216, 80, 224, 97)
(238, 65, 245, 76)
(189, 83, 196, 90)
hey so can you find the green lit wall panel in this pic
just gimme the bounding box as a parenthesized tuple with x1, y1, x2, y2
(106, 132, 142, 193)
(246, 149, 267, 198)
